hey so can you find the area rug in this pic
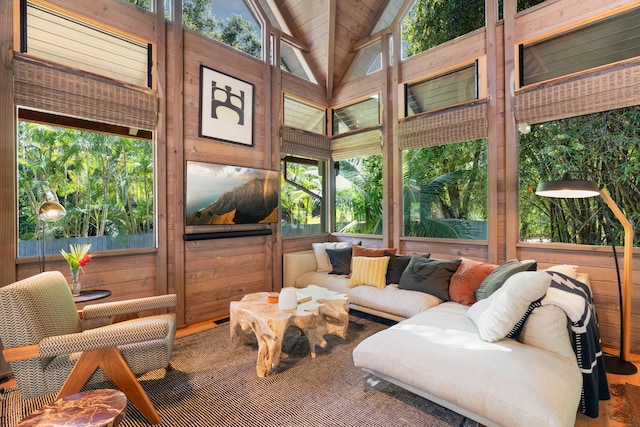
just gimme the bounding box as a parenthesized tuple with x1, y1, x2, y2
(610, 382, 640, 427)
(1, 313, 477, 427)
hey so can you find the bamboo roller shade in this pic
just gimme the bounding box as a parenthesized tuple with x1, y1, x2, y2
(280, 126, 331, 159)
(331, 129, 382, 161)
(515, 58, 640, 125)
(13, 53, 158, 131)
(397, 101, 488, 150)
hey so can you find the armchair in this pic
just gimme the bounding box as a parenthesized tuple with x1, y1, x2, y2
(0, 271, 177, 424)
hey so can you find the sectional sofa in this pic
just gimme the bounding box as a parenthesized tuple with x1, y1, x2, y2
(283, 245, 599, 427)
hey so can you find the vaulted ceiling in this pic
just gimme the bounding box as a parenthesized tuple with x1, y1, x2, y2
(257, 0, 407, 98)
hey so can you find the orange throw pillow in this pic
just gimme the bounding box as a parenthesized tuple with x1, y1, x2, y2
(449, 257, 497, 306)
(352, 244, 397, 258)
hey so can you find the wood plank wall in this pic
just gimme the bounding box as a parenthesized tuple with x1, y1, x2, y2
(0, 0, 638, 380)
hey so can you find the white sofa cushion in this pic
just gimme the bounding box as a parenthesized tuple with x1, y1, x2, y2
(295, 271, 350, 294)
(353, 302, 582, 427)
(348, 284, 442, 319)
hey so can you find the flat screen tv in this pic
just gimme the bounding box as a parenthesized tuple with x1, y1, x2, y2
(186, 161, 279, 226)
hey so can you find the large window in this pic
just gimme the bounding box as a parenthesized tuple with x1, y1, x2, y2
(281, 157, 325, 236)
(403, 139, 488, 239)
(335, 155, 383, 235)
(405, 63, 477, 115)
(519, 106, 640, 247)
(18, 118, 155, 258)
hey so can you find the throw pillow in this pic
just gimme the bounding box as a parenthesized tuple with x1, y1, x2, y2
(352, 245, 397, 258)
(449, 258, 498, 306)
(398, 256, 462, 301)
(325, 246, 352, 275)
(385, 253, 431, 285)
(474, 259, 537, 300)
(312, 242, 351, 272)
(466, 271, 551, 342)
(349, 256, 390, 289)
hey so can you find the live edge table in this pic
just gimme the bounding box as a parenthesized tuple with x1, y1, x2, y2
(230, 285, 349, 377)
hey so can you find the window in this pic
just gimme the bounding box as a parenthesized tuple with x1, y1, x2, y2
(17, 116, 155, 258)
(332, 95, 380, 135)
(22, 2, 151, 88)
(520, 7, 640, 86)
(182, 0, 262, 59)
(403, 139, 488, 239)
(335, 155, 383, 235)
(405, 63, 477, 116)
(401, 0, 485, 59)
(281, 157, 325, 236)
(519, 105, 640, 247)
(283, 95, 326, 134)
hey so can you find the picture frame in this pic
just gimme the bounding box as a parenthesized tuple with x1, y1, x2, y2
(199, 65, 254, 146)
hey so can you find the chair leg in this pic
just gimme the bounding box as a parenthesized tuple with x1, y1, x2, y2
(57, 347, 162, 425)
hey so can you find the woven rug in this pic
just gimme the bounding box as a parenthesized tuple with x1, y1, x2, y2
(610, 382, 640, 427)
(1, 313, 477, 427)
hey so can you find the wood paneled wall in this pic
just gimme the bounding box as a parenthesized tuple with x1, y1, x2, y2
(0, 0, 638, 380)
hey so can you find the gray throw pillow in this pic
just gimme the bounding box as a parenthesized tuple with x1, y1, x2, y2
(474, 259, 538, 300)
(398, 256, 461, 300)
(385, 253, 430, 285)
(325, 246, 352, 275)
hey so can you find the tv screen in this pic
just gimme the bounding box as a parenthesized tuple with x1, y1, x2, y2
(186, 161, 279, 226)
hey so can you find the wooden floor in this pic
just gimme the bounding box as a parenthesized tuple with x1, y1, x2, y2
(1, 320, 638, 427)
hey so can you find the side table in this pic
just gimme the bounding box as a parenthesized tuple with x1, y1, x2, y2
(73, 289, 112, 303)
(17, 389, 127, 427)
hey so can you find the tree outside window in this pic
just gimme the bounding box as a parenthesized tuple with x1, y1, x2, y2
(519, 106, 640, 247)
(18, 121, 154, 257)
(403, 139, 488, 239)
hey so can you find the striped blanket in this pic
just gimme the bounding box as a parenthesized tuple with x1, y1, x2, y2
(541, 271, 610, 418)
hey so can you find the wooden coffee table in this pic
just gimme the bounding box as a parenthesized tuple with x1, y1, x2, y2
(230, 285, 349, 377)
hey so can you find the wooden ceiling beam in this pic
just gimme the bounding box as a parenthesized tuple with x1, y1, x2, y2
(326, 0, 336, 100)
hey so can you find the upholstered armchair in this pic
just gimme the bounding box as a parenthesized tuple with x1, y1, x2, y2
(0, 271, 177, 424)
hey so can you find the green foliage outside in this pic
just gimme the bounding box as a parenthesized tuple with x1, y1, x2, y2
(403, 140, 488, 239)
(335, 156, 384, 234)
(18, 122, 154, 245)
(519, 106, 640, 246)
(182, 0, 261, 58)
(281, 160, 323, 234)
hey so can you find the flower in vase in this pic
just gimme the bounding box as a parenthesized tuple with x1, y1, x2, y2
(60, 244, 92, 274)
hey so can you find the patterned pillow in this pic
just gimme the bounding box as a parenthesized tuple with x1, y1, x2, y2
(349, 256, 390, 289)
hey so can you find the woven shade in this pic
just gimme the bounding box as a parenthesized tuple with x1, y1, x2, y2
(280, 127, 331, 159)
(515, 59, 640, 124)
(332, 129, 382, 161)
(14, 54, 158, 130)
(397, 101, 487, 150)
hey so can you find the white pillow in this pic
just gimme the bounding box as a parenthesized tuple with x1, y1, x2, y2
(545, 264, 579, 280)
(312, 242, 350, 272)
(466, 271, 551, 342)
(518, 304, 575, 359)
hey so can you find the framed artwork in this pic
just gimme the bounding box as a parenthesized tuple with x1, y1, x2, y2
(199, 65, 254, 146)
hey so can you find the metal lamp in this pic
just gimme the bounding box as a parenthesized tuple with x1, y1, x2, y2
(37, 200, 66, 273)
(536, 172, 637, 375)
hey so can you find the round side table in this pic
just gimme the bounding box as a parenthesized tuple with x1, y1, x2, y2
(17, 389, 127, 427)
(73, 289, 112, 303)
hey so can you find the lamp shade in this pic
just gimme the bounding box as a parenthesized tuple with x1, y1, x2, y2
(535, 172, 599, 198)
(38, 201, 66, 222)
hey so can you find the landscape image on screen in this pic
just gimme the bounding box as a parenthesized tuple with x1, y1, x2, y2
(186, 161, 279, 226)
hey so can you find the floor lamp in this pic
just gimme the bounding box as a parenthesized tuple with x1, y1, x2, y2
(536, 172, 637, 375)
(38, 200, 66, 273)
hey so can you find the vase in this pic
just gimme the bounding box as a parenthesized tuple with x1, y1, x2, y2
(69, 267, 81, 296)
